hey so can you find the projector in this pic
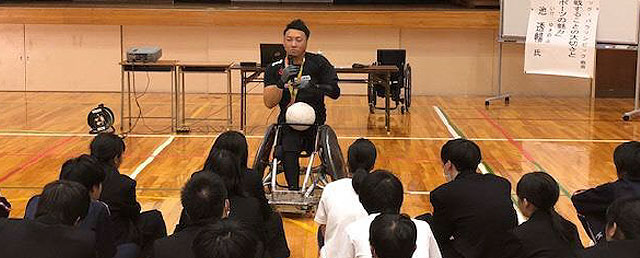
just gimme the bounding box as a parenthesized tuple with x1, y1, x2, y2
(127, 47, 162, 63)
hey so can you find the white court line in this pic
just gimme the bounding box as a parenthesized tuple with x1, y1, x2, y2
(0, 131, 634, 143)
(0, 132, 95, 137)
(129, 136, 175, 179)
(433, 106, 527, 224)
(433, 106, 462, 139)
(406, 191, 431, 195)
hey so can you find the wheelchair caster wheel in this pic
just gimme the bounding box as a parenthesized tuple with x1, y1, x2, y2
(485, 101, 490, 106)
(505, 97, 510, 105)
(401, 106, 405, 114)
(623, 115, 631, 121)
(369, 104, 375, 114)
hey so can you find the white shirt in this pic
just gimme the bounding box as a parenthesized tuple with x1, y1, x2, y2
(345, 213, 442, 258)
(315, 179, 368, 258)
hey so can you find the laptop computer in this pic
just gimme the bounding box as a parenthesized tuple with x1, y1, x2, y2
(260, 43, 286, 67)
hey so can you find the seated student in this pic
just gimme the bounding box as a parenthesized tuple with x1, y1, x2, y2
(153, 173, 229, 258)
(579, 198, 640, 258)
(204, 131, 290, 258)
(427, 139, 517, 258)
(25, 154, 117, 258)
(178, 148, 266, 257)
(192, 219, 258, 258)
(572, 141, 640, 242)
(0, 180, 96, 258)
(315, 138, 376, 258)
(345, 170, 442, 258)
(208, 131, 266, 205)
(513, 172, 583, 258)
(369, 214, 418, 258)
(91, 132, 167, 256)
(0, 192, 10, 218)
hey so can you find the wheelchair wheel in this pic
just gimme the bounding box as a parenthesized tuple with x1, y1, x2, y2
(404, 64, 412, 111)
(318, 125, 346, 180)
(252, 124, 278, 179)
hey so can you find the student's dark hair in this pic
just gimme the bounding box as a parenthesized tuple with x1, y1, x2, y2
(606, 197, 640, 240)
(207, 134, 272, 220)
(440, 138, 482, 174)
(369, 213, 417, 258)
(182, 172, 228, 222)
(358, 170, 404, 214)
(211, 131, 249, 173)
(60, 154, 106, 190)
(192, 219, 258, 258)
(90, 132, 125, 166)
(613, 141, 640, 179)
(517, 172, 579, 246)
(348, 138, 377, 195)
(35, 180, 90, 226)
(203, 148, 244, 197)
(283, 19, 310, 39)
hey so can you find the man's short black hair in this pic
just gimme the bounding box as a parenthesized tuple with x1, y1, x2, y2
(440, 138, 482, 174)
(358, 170, 404, 214)
(182, 172, 228, 222)
(369, 213, 417, 258)
(60, 154, 106, 190)
(606, 197, 640, 240)
(613, 141, 640, 179)
(284, 19, 310, 39)
(192, 219, 258, 258)
(90, 132, 125, 165)
(35, 180, 90, 226)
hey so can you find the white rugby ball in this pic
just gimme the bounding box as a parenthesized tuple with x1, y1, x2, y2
(286, 102, 316, 131)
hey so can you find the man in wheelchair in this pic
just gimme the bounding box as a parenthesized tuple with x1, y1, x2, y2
(263, 19, 340, 191)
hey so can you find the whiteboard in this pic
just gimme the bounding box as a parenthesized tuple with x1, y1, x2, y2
(502, 0, 639, 45)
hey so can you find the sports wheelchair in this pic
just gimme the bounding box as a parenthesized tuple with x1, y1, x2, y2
(368, 49, 412, 114)
(252, 123, 346, 213)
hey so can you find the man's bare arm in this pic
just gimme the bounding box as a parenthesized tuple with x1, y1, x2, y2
(264, 85, 283, 108)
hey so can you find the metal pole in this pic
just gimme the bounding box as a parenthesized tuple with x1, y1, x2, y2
(227, 66, 233, 129)
(241, 70, 247, 132)
(485, 0, 511, 106)
(181, 67, 186, 127)
(385, 72, 391, 134)
(129, 69, 133, 131)
(636, 36, 640, 111)
(120, 65, 125, 132)
(622, 4, 640, 121)
(171, 66, 176, 132)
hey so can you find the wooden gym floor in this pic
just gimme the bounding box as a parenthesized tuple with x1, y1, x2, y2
(0, 92, 638, 257)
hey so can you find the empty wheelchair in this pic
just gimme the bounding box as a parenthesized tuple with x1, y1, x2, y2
(252, 123, 346, 213)
(368, 49, 412, 114)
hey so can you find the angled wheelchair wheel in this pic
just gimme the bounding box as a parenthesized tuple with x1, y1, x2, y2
(252, 124, 278, 179)
(318, 125, 346, 181)
(404, 64, 412, 111)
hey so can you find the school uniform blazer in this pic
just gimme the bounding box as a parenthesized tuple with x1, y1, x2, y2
(430, 172, 518, 258)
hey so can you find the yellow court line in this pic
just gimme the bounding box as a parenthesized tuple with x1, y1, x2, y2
(188, 103, 210, 119)
(283, 217, 317, 234)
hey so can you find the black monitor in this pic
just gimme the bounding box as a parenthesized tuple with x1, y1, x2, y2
(260, 43, 286, 67)
(377, 49, 406, 68)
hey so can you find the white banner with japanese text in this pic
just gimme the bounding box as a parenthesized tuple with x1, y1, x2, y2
(524, 0, 600, 78)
